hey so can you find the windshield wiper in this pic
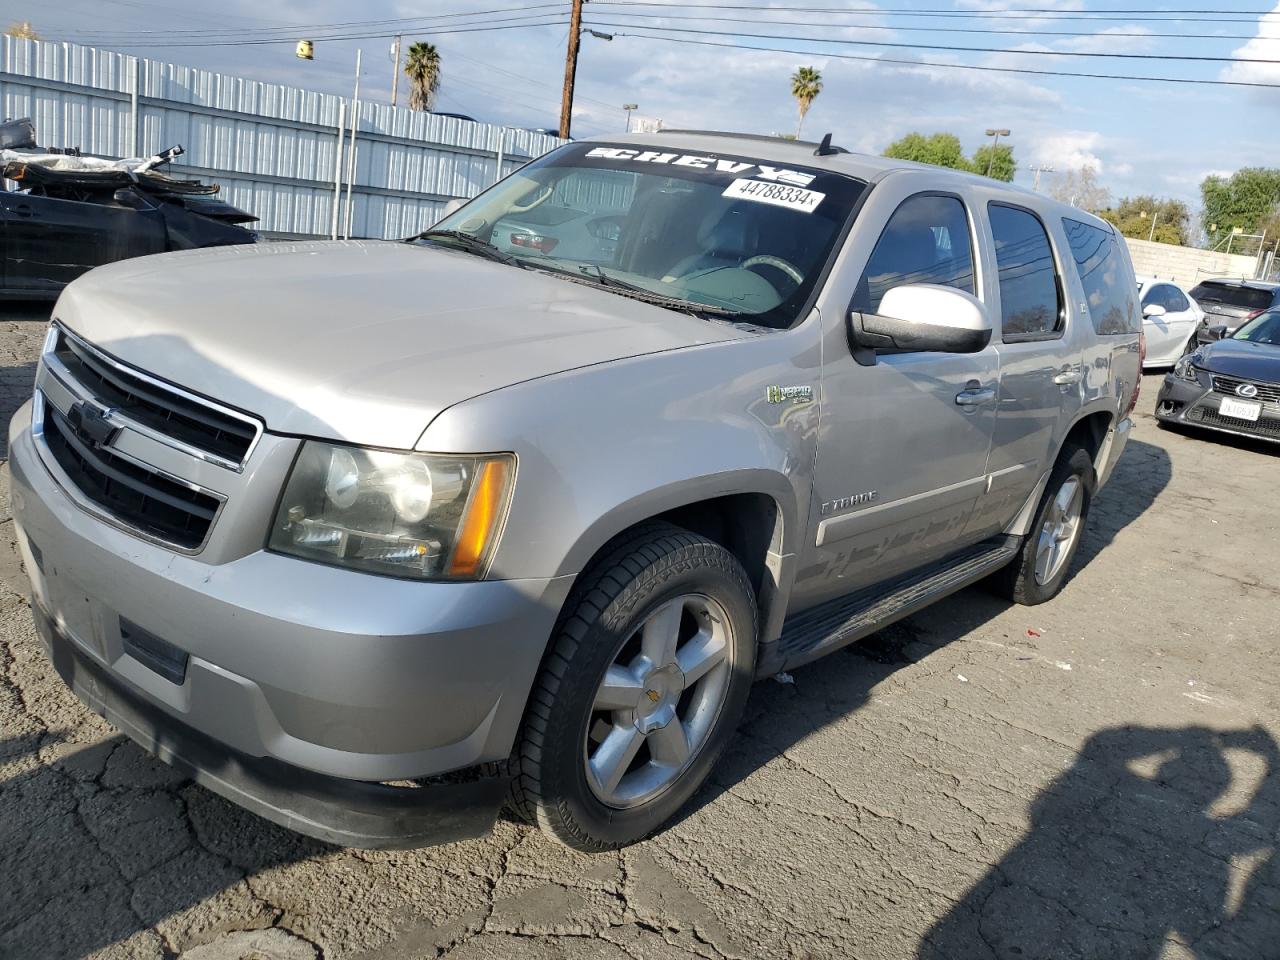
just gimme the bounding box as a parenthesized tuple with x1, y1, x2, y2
(528, 261, 740, 319)
(412, 229, 523, 267)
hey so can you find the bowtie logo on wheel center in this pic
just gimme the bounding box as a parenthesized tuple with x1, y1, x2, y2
(634, 663, 685, 733)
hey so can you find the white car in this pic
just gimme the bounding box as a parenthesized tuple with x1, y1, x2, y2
(1137, 275, 1204, 367)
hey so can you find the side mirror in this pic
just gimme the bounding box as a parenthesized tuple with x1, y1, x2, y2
(1206, 324, 1229, 341)
(1142, 303, 1167, 318)
(848, 284, 992, 363)
(112, 187, 154, 210)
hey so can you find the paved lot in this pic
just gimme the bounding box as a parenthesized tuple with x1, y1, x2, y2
(1, 304, 1278, 960)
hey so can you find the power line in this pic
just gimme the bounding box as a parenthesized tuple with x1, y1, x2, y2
(596, 29, 1280, 88)
(581, 9, 1272, 42)
(585, 19, 1280, 62)
(52, 19, 572, 49)
(594, 2, 1280, 24)
(53, 4, 566, 40)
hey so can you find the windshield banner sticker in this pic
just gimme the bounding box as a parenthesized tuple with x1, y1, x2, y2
(583, 147, 817, 187)
(723, 178, 825, 213)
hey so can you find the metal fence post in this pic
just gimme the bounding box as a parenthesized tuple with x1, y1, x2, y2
(129, 56, 140, 158)
(330, 100, 346, 240)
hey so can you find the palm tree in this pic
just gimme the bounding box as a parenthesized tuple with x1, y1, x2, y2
(405, 42, 441, 112)
(791, 66, 822, 140)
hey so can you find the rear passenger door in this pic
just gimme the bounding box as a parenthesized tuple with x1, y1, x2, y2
(967, 201, 1079, 537)
(796, 187, 1000, 608)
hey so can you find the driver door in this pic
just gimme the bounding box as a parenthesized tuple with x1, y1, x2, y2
(792, 185, 1000, 610)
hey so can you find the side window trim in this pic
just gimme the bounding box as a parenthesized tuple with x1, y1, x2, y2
(989, 200, 1067, 344)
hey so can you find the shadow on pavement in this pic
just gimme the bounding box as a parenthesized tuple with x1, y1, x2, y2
(919, 724, 1280, 959)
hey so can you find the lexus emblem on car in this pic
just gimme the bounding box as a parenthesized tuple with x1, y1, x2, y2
(1236, 383, 1260, 399)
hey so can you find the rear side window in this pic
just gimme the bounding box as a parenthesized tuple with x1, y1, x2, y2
(1187, 281, 1274, 311)
(1062, 219, 1139, 335)
(989, 204, 1062, 340)
(854, 193, 975, 314)
(1158, 285, 1190, 312)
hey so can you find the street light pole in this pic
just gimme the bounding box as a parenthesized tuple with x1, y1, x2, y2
(983, 127, 1010, 178)
(623, 103, 638, 132)
(390, 35, 402, 107)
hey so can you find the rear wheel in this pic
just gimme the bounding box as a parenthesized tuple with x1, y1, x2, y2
(993, 445, 1095, 605)
(510, 524, 757, 850)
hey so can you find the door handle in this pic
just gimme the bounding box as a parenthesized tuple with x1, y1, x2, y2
(955, 386, 997, 406)
(1052, 366, 1082, 386)
(12, 204, 33, 218)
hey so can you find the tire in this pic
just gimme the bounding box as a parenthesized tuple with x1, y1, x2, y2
(993, 444, 1096, 605)
(510, 522, 757, 851)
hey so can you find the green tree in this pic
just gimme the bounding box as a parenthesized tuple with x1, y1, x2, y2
(882, 132, 1015, 181)
(1098, 195, 1191, 246)
(791, 66, 822, 140)
(883, 132, 970, 171)
(1200, 167, 1280, 238)
(404, 41, 442, 112)
(971, 143, 1016, 183)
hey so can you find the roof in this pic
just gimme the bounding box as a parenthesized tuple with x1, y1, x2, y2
(585, 129, 1110, 230)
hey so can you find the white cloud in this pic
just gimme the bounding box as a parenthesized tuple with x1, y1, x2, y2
(1028, 131, 1108, 172)
(1221, 1, 1280, 91)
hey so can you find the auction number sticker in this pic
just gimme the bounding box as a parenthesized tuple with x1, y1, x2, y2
(722, 178, 825, 213)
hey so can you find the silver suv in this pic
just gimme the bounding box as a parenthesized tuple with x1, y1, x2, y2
(9, 132, 1140, 851)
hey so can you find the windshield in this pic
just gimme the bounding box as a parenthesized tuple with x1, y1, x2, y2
(424, 142, 866, 327)
(1188, 281, 1275, 311)
(1231, 310, 1280, 345)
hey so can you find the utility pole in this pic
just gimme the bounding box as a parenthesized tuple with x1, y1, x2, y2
(560, 0, 585, 139)
(1029, 163, 1054, 192)
(390, 34, 402, 107)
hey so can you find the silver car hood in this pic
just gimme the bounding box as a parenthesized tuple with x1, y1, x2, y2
(53, 240, 746, 449)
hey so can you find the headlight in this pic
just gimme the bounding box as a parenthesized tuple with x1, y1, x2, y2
(269, 441, 515, 580)
(1173, 355, 1202, 384)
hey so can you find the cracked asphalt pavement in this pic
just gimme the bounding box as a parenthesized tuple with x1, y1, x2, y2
(2, 304, 1279, 959)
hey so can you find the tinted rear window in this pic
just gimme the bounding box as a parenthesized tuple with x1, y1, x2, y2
(1062, 219, 1139, 335)
(1187, 282, 1275, 311)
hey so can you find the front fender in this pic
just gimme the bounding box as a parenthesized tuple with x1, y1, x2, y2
(419, 327, 821, 583)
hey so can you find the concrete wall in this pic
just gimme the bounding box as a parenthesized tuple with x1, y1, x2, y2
(1124, 237, 1258, 289)
(0, 36, 562, 239)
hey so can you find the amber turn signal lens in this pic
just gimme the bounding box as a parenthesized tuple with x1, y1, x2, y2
(448, 457, 512, 578)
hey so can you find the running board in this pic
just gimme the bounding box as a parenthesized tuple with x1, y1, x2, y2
(776, 535, 1021, 671)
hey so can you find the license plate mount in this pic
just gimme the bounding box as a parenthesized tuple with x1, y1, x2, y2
(1219, 397, 1263, 422)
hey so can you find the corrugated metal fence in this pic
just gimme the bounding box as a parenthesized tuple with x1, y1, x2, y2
(0, 36, 562, 239)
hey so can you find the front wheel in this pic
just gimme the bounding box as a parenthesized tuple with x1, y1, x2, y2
(510, 524, 757, 851)
(993, 444, 1095, 605)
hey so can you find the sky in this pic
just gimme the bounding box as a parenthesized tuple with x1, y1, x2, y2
(4, 0, 1280, 218)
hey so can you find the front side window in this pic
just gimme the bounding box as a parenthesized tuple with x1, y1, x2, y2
(989, 204, 1062, 340)
(853, 194, 975, 314)
(426, 143, 867, 328)
(1062, 219, 1140, 335)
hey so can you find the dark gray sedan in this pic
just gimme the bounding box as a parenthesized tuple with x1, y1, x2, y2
(1156, 309, 1280, 443)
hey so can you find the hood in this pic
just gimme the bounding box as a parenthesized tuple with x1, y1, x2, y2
(54, 241, 746, 449)
(1196, 338, 1280, 383)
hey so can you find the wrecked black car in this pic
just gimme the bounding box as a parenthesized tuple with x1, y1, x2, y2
(1, 120, 257, 297)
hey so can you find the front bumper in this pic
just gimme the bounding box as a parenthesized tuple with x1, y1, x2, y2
(1154, 374, 1280, 444)
(9, 399, 573, 842)
(34, 604, 508, 848)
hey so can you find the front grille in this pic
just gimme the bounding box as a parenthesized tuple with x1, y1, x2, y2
(1187, 404, 1280, 439)
(1211, 374, 1280, 406)
(52, 327, 259, 467)
(41, 399, 221, 550)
